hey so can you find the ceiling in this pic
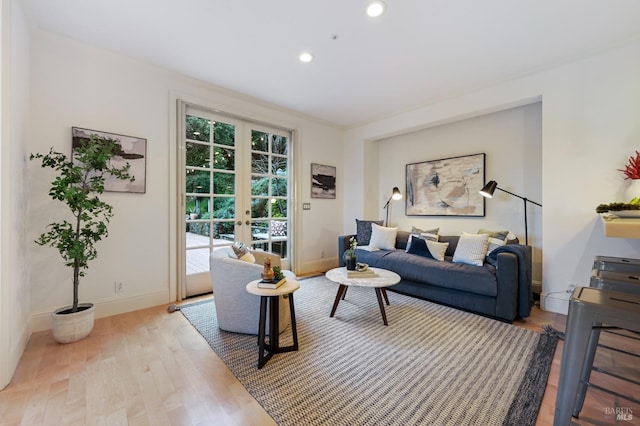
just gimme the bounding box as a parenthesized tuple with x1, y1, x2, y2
(20, 0, 640, 127)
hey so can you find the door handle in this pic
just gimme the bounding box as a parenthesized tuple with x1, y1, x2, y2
(236, 220, 242, 225)
(245, 220, 251, 225)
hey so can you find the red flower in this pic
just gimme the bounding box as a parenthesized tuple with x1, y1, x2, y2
(619, 151, 640, 180)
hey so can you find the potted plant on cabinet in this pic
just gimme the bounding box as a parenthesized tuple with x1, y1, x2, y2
(31, 134, 133, 343)
(346, 236, 358, 270)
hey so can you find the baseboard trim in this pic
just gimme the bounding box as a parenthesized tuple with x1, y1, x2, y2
(298, 258, 337, 275)
(540, 291, 570, 315)
(31, 290, 170, 333)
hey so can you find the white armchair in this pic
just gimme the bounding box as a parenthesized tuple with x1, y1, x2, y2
(209, 248, 296, 335)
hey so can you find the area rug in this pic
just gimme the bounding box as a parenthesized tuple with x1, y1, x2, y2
(180, 276, 557, 426)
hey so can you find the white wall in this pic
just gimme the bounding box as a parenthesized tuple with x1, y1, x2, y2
(376, 104, 542, 284)
(28, 29, 343, 332)
(0, 0, 31, 389)
(344, 38, 640, 315)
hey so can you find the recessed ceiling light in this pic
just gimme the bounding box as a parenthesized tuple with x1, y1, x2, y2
(299, 52, 314, 63)
(366, 0, 386, 17)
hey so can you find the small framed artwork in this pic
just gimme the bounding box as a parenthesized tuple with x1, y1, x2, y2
(72, 127, 147, 193)
(406, 153, 485, 216)
(311, 163, 336, 199)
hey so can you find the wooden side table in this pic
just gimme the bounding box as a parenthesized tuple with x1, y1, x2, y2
(246, 279, 300, 369)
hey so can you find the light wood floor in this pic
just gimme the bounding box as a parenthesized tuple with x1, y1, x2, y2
(1, 290, 638, 425)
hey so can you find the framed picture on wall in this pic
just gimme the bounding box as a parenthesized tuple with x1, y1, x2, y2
(72, 127, 147, 193)
(311, 163, 336, 199)
(406, 153, 485, 216)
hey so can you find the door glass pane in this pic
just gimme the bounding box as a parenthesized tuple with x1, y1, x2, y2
(186, 170, 210, 193)
(251, 153, 269, 174)
(252, 130, 268, 152)
(214, 147, 235, 171)
(213, 197, 235, 219)
(213, 172, 234, 195)
(186, 115, 211, 142)
(213, 221, 235, 241)
(252, 220, 269, 241)
(213, 122, 235, 146)
(186, 142, 211, 167)
(251, 198, 268, 218)
(272, 156, 287, 176)
(251, 175, 269, 196)
(271, 199, 287, 217)
(272, 134, 287, 155)
(271, 178, 287, 197)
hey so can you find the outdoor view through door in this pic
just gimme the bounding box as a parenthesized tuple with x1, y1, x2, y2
(183, 109, 292, 297)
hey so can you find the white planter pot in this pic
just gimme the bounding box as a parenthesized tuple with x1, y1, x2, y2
(625, 179, 640, 201)
(51, 303, 95, 344)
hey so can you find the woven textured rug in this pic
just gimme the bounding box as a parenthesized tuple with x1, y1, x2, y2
(181, 276, 557, 426)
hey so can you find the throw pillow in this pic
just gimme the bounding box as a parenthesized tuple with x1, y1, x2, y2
(369, 223, 397, 250)
(425, 240, 449, 261)
(406, 236, 434, 259)
(477, 228, 509, 254)
(452, 232, 489, 266)
(356, 219, 384, 246)
(410, 225, 439, 241)
(228, 242, 255, 263)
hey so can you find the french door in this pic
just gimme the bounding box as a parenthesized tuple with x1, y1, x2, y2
(181, 107, 292, 297)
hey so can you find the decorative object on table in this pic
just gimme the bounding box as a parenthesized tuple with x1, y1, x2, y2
(31, 133, 134, 343)
(259, 266, 287, 289)
(480, 180, 542, 245)
(618, 150, 640, 200)
(72, 127, 146, 193)
(383, 186, 402, 226)
(261, 258, 275, 281)
(406, 153, 485, 217)
(346, 236, 358, 270)
(311, 163, 336, 199)
(355, 262, 369, 272)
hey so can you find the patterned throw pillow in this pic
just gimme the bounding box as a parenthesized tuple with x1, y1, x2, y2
(355, 219, 384, 246)
(452, 232, 489, 266)
(410, 226, 439, 241)
(406, 235, 449, 261)
(228, 241, 255, 263)
(477, 229, 509, 254)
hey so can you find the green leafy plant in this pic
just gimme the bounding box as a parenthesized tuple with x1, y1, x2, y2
(273, 266, 284, 281)
(31, 135, 133, 313)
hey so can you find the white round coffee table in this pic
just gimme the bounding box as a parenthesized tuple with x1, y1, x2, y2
(325, 267, 400, 326)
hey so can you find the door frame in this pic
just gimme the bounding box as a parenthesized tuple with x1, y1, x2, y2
(171, 97, 298, 302)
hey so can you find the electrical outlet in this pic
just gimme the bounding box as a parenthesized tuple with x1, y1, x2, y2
(303, 203, 311, 210)
(114, 281, 124, 293)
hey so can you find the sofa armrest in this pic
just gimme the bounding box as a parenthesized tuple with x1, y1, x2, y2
(494, 244, 532, 321)
(337, 234, 356, 267)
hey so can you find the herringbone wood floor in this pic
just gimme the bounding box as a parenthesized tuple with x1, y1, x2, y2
(1, 286, 637, 425)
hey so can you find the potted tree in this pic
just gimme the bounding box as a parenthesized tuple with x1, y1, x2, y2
(31, 134, 133, 343)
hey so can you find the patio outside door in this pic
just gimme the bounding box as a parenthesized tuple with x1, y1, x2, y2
(182, 107, 292, 297)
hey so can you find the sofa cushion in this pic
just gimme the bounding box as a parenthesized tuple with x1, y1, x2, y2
(356, 219, 384, 245)
(453, 232, 489, 266)
(369, 223, 397, 250)
(426, 240, 449, 261)
(355, 249, 498, 297)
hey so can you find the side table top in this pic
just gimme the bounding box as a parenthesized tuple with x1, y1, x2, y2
(325, 267, 400, 288)
(246, 278, 300, 296)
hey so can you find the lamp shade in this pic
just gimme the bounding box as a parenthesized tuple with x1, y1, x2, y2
(479, 180, 497, 198)
(391, 187, 402, 200)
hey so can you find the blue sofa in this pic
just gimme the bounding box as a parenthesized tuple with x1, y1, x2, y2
(338, 231, 533, 322)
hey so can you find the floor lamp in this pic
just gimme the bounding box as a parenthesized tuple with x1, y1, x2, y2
(479, 180, 542, 245)
(383, 187, 402, 227)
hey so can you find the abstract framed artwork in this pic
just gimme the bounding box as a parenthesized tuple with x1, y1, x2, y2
(406, 153, 485, 216)
(72, 127, 147, 193)
(311, 163, 336, 199)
